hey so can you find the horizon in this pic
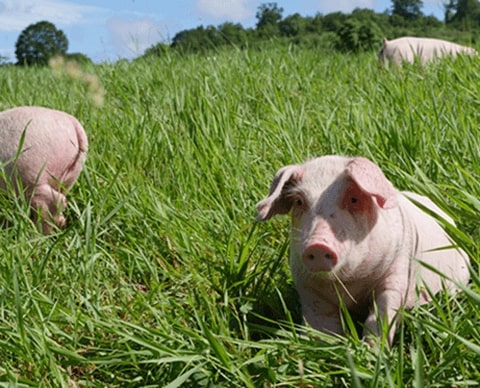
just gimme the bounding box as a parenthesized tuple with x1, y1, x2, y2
(0, 1, 446, 63)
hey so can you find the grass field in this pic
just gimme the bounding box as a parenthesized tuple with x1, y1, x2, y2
(0, 46, 479, 386)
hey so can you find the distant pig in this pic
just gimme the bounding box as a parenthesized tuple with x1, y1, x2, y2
(256, 156, 470, 345)
(378, 36, 477, 66)
(0, 106, 88, 234)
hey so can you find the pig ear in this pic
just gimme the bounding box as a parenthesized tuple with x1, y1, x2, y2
(345, 157, 398, 209)
(256, 165, 303, 221)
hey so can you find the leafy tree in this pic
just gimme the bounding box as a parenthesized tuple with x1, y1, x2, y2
(171, 25, 225, 53)
(322, 12, 349, 33)
(279, 13, 306, 37)
(305, 13, 324, 34)
(445, 0, 480, 27)
(444, 0, 457, 21)
(142, 43, 170, 59)
(217, 22, 248, 47)
(349, 8, 393, 43)
(171, 26, 210, 53)
(336, 18, 383, 52)
(15, 21, 68, 65)
(391, 0, 424, 20)
(256, 2, 283, 37)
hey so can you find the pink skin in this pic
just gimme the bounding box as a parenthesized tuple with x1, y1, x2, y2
(256, 155, 470, 345)
(378, 36, 477, 67)
(0, 106, 88, 234)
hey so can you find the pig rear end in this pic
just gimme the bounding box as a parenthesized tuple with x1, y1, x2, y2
(0, 106, 88, 233)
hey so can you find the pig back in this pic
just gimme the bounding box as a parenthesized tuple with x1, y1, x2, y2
(0, 107, 87, 191)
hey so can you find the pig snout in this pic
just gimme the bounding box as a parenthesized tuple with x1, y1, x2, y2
(302, 243, 338, 272)
(301, 220, 339, 272)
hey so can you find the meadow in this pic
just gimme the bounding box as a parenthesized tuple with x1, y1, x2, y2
(0, 45, 478, 386)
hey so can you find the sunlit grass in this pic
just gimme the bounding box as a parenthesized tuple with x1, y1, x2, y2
(0, 46, 478, 385)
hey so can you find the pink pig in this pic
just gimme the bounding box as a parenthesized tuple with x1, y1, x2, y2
(378, 36, 477, 66)
(0, 106, 88, 234)
(256, 156, 470, 345)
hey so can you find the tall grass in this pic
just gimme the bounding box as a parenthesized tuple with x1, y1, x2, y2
(0, 46, 478, 386)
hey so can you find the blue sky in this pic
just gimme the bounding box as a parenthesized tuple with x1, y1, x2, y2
(0, 0, 445, 63)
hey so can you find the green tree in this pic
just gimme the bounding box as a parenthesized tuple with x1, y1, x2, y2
(322, 12, 348, 33)
(256, 2, 283, 37)
(279, 13, 306, 37)
(171, 27, 207, 53)
(445, 0, 480, 28)
(142, 43, 170, 59)
(15, 21, 68, 65)
(336, 18, 382, 52)
(217, 22, 248, 47)
(305, 13, 324, 34)
(171, 26, 222, 53)
(391, 0, 424, 20)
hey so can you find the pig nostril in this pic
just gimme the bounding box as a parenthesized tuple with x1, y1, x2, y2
(302, 243, 338, 272)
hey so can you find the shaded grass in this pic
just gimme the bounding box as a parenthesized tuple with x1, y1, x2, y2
(0, 46, 478, 385)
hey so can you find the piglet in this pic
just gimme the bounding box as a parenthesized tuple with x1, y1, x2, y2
(256, 155, 470, 345)
(0, 106, 88, 234)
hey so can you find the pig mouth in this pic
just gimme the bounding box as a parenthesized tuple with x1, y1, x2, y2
(302, 243, 338, 272)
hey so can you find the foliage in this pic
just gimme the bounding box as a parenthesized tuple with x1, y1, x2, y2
(142, 42, 170, 58)
(217, 22, 249, 47)
(391, 0, 424, 20)
(142, 1, 480, 59)
(64, 52, 93, 66)
(256, 2, 284, 37)
(445, 0, 480, 29)
(336, 18, 383, 52)
(0, 44, 478, 385)
(172, 25, 224, 53)
(279, 13, 307, 37)
(15, 21, 68, 66)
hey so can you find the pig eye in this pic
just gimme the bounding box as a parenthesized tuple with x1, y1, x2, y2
(341, 183, 369, 214)
(291, 194, 307, 214)
(294, 198, 304, 207)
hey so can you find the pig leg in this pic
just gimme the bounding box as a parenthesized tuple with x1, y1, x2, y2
(363, 289, 405, 346)
(299, 289, 344, 336)
(30, 184, 67, 234)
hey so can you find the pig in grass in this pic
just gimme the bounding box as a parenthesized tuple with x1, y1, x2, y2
(256, 156, 470, 345)
(0, 106, 88, 234)
(378, 36, 477, 66)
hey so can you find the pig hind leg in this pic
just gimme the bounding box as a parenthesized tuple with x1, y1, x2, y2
(30, 184, 67, 234)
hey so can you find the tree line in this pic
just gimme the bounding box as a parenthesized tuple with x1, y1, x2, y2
(9, 0, 480, 66)
(143, 0, 480, 58)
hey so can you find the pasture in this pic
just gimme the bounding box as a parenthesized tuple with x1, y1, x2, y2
(0, 46, 479, 386)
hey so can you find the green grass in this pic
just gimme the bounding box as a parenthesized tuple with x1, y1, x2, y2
(0, 46, 478, 386)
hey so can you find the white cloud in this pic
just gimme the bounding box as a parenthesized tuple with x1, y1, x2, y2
(195, 0, 255, 22)
(0, 0, 102, 31)
(106, 17, 168, 58)
(317, 0, 375, 15)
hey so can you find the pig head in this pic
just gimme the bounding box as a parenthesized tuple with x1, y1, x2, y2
(256, 155, 470, 345)
(0, 106, 88, 234)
